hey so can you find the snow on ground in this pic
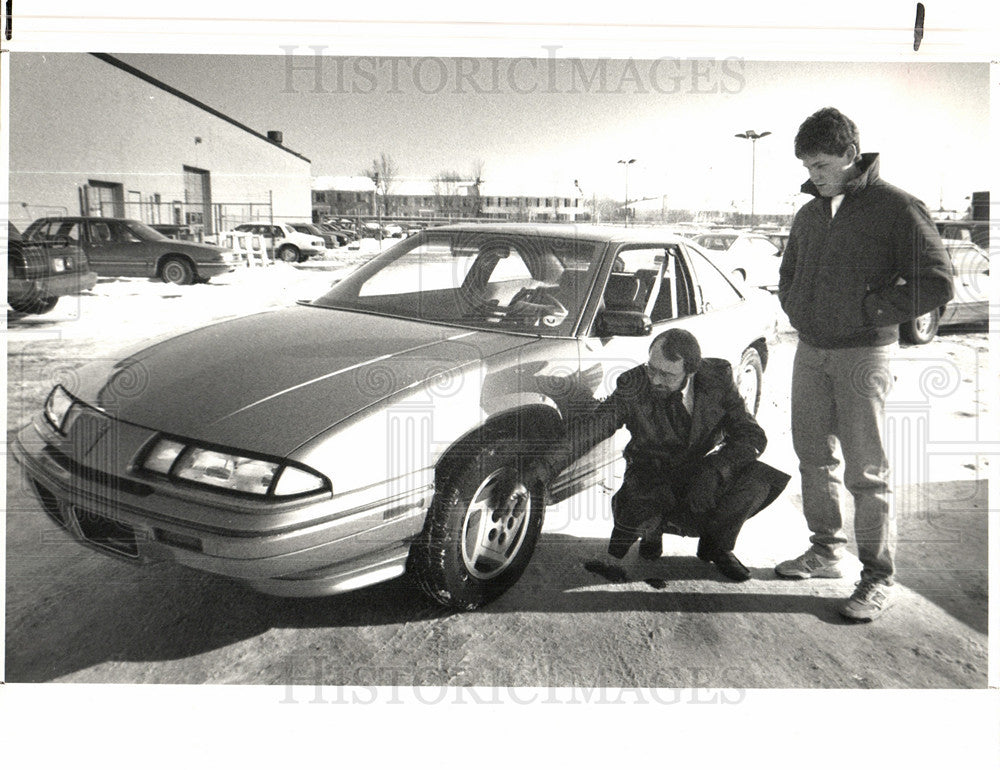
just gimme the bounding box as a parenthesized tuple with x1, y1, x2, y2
(5, 239, 389, 346)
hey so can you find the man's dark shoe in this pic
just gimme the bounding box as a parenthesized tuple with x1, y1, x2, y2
(638, 536, 663, 561)
(698, 548, 751, 582)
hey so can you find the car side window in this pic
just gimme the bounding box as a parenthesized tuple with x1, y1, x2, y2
(683, 244, 743, 311)
(56, 222, 81, 244)
(26, 221, 56, 240)
(111, 222, 142, 243)
(601, 247, 664, 314)
(649, 246, 685, 322)
(90, 222, 112, 243)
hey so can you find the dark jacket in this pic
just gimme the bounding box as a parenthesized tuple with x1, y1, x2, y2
(561, 358, 766, 488)
(778, 153, 954, 349)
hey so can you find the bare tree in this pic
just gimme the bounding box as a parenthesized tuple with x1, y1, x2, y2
(361, 153, 398, 216)
(432, 170, 465, 215)
(432, 170, 464, 197)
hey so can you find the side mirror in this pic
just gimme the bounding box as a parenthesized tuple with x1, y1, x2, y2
(596, 310, 652, 337)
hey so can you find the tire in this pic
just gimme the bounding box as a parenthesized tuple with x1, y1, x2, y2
(736, 347, 763, 415)
(900, 308, 940, 345)
(278, 244, 300, 263)
(160, 257, 195, 285)
(8, 295, 59, 315)
(410, 439, 546, 609)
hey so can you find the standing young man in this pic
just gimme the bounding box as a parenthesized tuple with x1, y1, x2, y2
(776, 107, 954, 621)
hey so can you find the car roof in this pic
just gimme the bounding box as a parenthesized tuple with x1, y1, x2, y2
(425, 222, 690, 245)
(31, 216, 138, 224)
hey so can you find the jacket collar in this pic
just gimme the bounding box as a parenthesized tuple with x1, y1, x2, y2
(800, 152, 880, 198)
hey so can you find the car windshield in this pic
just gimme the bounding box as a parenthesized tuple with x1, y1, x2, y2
(290, 224, 319, 234)
(311, 230, 605, 334)
(125, 220, 168, 240)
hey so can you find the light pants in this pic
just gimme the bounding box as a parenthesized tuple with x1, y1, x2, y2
(791, 340, 895, 584)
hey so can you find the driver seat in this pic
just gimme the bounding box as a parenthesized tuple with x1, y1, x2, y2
(603, 273, 642, 311)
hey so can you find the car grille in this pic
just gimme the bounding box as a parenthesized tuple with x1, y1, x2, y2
(30, 478, 139, 558)
(73, 506, 139, 558)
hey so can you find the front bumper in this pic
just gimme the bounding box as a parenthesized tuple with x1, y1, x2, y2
(194, 260, 238, 279)
(11, 416, 432, 597)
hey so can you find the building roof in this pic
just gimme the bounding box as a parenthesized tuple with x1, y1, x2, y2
(91, 53, 311, 164)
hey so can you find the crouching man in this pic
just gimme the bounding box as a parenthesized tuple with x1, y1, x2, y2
(547, 328, 789, 582)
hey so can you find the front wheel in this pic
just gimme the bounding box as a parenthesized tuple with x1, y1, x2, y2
(900, 308, 940, 345)
(277, 244, 300, 263)
(410, 439, 545, 609)
(736, 347, 763, 415)
(160, 257, 195, 285)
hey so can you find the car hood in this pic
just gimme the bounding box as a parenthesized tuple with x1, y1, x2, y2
(75, 306, 538, 457)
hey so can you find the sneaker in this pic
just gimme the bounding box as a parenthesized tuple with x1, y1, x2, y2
(839, 580, 896, 622)
(775, 549, 844, 579)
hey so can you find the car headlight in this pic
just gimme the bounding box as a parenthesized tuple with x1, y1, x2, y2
(139, 436, 330, 499)
(44, 385, 75, 433)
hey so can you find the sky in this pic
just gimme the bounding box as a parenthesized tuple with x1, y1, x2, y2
(113, 53, 991, 216)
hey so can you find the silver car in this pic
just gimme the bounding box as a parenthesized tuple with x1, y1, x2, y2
(13, 224, 778, 609)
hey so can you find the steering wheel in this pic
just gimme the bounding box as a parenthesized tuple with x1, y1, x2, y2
(505, 287, 569, 327)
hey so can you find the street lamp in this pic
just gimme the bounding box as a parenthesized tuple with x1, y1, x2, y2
(734, 130, 771, 226)
(617, 158, 636, 227)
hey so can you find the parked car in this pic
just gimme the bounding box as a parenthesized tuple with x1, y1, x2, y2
(22, 217, 238, 285)
(288, 222, 337, 250)
(691, 230, 782, 290)
(359, 221, 385, 239)
(900, 239, 990, 344)
(935, 220, 989, 250)
(229, 222, 326, 263)
(7, 223, 98, 314)
(752, 228, 790, 257)
(316, 222, 353, 246)
(12, 224, 778, 610)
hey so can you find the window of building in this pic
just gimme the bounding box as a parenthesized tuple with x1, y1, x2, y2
(87, 180, 125, 218)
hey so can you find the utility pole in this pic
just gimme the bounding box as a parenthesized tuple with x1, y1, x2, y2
(734, 130, 771, 226)
(617, 159, 636, 227)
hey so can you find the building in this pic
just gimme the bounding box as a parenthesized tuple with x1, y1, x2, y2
(8, 53, 312, 236)
(312, 177, 584, 223)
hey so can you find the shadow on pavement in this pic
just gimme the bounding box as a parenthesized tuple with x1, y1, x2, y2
(892, 479, 988, 635)
(6, 479, 987, 682)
